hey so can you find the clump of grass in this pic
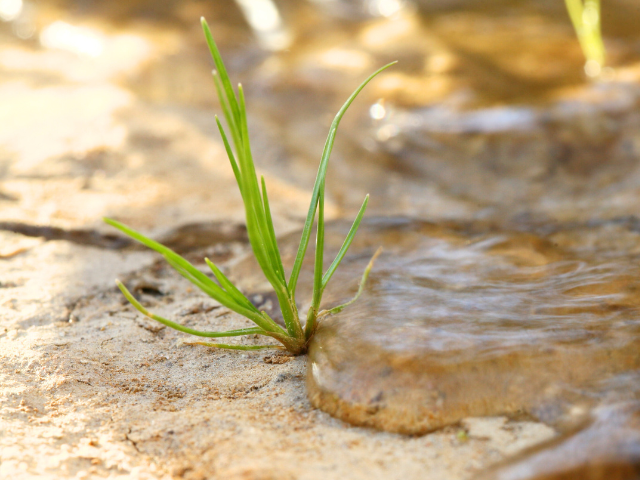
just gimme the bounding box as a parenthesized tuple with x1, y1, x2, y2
(104, 18, 394, 355)
(565, 0, 606, 77)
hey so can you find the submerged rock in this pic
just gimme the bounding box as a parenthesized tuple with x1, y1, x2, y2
(289, 217, 640, 476)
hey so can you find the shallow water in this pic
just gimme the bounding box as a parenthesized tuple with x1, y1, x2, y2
(294, 217, 640, 478)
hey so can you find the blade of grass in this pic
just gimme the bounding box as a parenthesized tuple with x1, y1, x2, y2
(204, 258, 256, 311)
(105, 218, 284, 333)
(312, 184, 325, 310)
(162, 255, 283, 333)
(183, 341, 284, 350)
(215, 116, 242, 189)
(204, 21, 282, 295)
(201, 18, 241, 128)
(565, 0, 605, 68)
(104, 218, 229, 293)
(105, 218, 239, 303)
(261, 176, 286, 284)
(288, 61, 397, 297)
(235, 85, 281, 287)
(116, 280, 266, 338)
(236, 85, 301, 337)
(321, 194, 369, 290)
(320, 246, 382, 317)
(303, 184, 326, 340)
(212, 71, 242, 152)
(305, 193, 369, 338)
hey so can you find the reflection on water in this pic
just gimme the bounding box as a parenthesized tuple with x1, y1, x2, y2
(40, 21, 104, 57)
(234, 0, 291, 51)
(0, 0, 22, 22)
(312, 0, 409, 19)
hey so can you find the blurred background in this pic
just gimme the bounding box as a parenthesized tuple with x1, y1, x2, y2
(1, 0, 640, 239)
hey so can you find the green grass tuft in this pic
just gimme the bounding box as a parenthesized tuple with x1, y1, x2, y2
(104, 18, 395, 355)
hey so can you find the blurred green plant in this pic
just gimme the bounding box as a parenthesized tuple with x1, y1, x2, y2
(565, 0, 606, 77)
(104, 18, 393, 355)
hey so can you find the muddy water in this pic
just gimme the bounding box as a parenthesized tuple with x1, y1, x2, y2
(4, 0, 640, 478)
